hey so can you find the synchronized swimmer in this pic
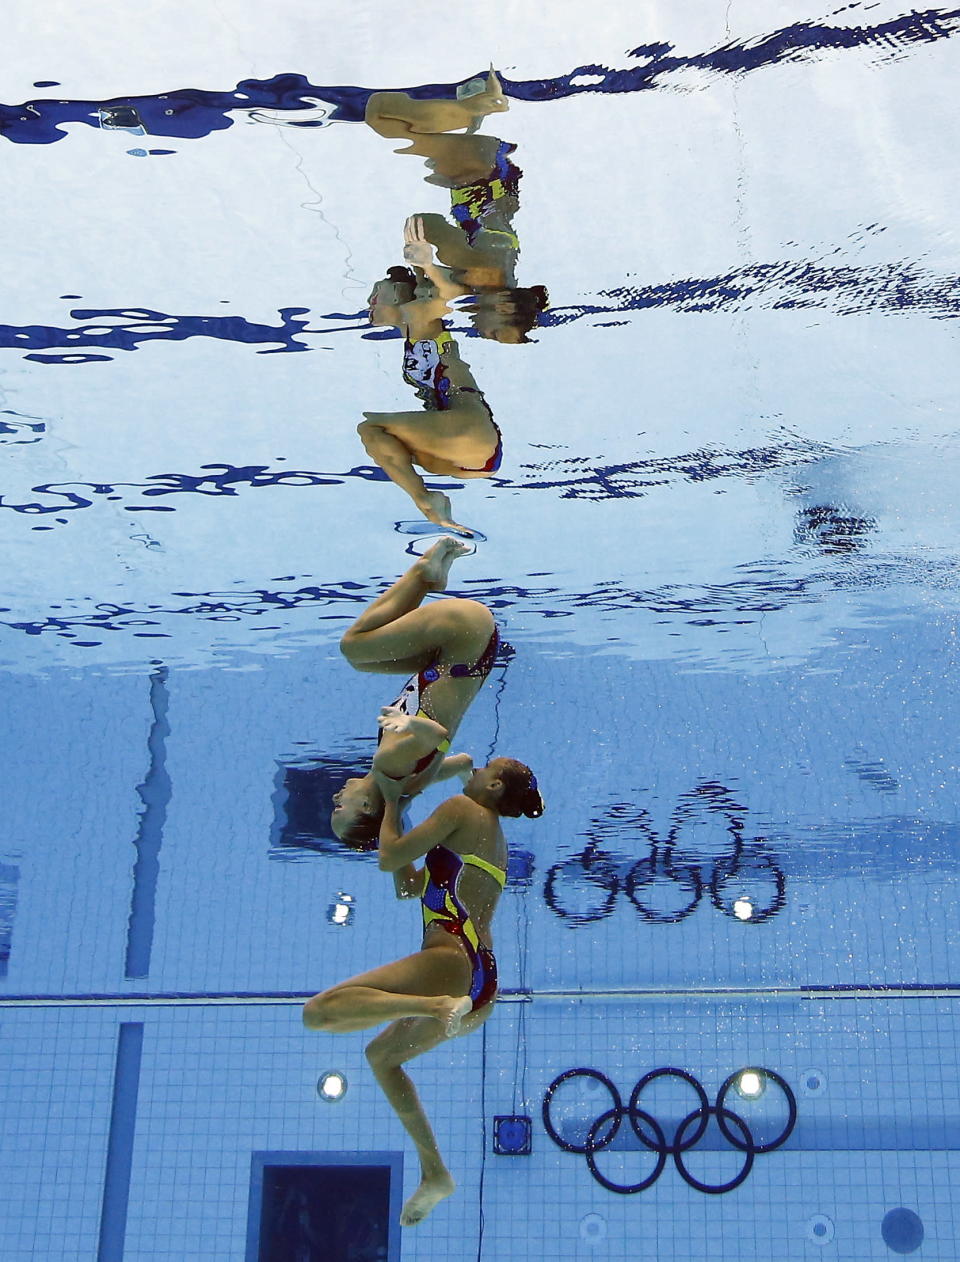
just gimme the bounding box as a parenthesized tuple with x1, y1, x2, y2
(306, 745, 542, 1225)
(308, 69, 547, 1233)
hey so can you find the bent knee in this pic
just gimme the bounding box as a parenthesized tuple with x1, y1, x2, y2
(339, 628, 362, 661)
(302, 995, 332, 1031)
(364, 1037, 390, 1070)
(442, 598, 495, 636)
(365, 1027, 411, 1071)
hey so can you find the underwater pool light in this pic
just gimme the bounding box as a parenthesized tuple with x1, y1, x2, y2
(734, 1069, 765, 1099)
(327, 892, 355, 926)
(733, 897, 754, 920)
(317, 1071, 348, 1102)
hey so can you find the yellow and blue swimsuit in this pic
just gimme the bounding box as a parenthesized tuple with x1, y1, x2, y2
(421, 845, 506, 1011)
(450, 140, 522, 247)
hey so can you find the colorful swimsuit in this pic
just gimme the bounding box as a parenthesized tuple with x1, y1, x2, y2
(450, 141, 522, 247)
(377, 628, 500, 780)
(402, 331, 503, 470)
(421, 844, 506, 1010)
(402, 330, 455, 411)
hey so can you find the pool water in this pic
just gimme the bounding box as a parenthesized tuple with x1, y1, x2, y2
(2, 3, 960, 1258)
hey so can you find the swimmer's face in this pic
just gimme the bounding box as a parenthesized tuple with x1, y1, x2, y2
(466, 757, 511, 796)
(330, 776, 375, 838)
(367, 277, 414, 324)
(470, 296, 524, 344)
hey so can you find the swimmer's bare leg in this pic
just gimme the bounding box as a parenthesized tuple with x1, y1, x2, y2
(365, 1006, 493, 1226)
(365, 92, 477, 140)
(357, 417, 466, 531)
(340, 537, 472, 661)
(365, 74, 508, 141)
(417, 537, 473, 590)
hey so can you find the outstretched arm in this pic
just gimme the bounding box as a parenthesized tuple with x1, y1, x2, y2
(433, 752, 474, 784)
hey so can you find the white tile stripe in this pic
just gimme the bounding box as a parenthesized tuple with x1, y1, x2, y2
(1, 984, 959, 1008)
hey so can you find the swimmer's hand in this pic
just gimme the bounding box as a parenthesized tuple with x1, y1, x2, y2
(433, 752, 473, 784)
(377, 704, 414, 735)
(456, 756, 475, 786)
(378, 708, 449, 745)
(403, 216, 436, 269)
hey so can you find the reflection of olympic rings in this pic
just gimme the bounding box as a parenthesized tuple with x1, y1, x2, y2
(709, 849, 787, 924)
(544, 796, 787, 927)
(625, 857, 703, 922)
(543, 1066, 797, 1195)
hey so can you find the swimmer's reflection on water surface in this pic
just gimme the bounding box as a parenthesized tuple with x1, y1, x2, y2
(366, 69, 548, 344)
(360, 218, 505, 534)
(357, 69, 547, 531)
(364, 67, 509, 140)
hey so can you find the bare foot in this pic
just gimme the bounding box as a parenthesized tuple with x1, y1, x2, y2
(400, 1169, 456, 1227)
(436, 994, 473, 1037)
(417, 489, 464, 529)
(416, 538, 472, 591)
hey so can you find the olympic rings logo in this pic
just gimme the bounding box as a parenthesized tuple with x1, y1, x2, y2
(543, 1066, 797, 1195)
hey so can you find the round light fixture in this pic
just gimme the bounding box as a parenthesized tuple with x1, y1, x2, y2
(734, 1068, 766, 1099)
(317, 1071, 348, 1102)
(733, 897, 754, 921)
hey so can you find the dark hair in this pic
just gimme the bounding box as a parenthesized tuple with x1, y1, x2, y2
(386, 265, 417, 287)
(473, 285, 549, 341)
(496, 759, 544, 819)
(335, 802, 385, 850)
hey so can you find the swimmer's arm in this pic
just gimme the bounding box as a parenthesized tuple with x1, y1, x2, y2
(376, 795, 465, 873)
(434, 753, 473, 784)
(392, 863, 423, 899)
(404, 217, 470, 307)
(415, 259, 468, 306)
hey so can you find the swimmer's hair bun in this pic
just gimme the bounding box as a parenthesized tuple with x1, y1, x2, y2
(522, 788, 545, 819)
(386, 265, 417, 286)
(497, 759, 545, 818)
